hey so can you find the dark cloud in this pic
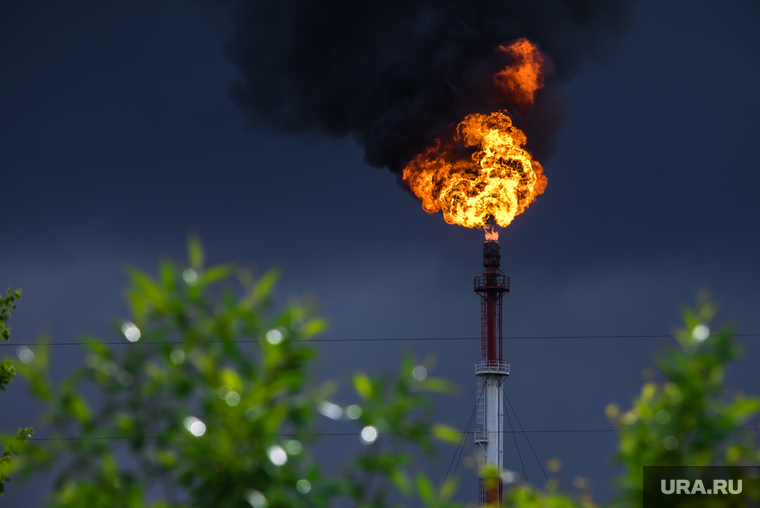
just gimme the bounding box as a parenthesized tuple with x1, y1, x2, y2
(221, 0, 635, 172)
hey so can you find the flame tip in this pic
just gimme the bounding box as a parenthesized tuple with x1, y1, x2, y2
(484, 228, 500, 242)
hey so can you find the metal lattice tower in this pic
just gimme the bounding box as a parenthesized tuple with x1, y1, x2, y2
(474, 241, 510, 507)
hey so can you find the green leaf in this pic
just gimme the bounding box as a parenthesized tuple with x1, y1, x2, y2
(301, 318, 328, 338)
(401, 355, 415, 379)
(253, 269, 279, 303)
(198, 265, 233, 287)
(14, 338, 52, 400)
(187, 234, 206, 270)
(264, 403, 288, 435)
(219, 368, 242, 392)
(353, 373, 373, 399)
(63, 393, 91, 423)
(81, 336, 110, 358)
(431, 424, 462, 445)
(414, 472, 434, 505)
(390, 469, 412, 495)
(438, 476, 458, 505)
(32, 336, 50, 370)
(115, 414, 135, 434)
(156, 450, 177, 468)
(727, 397, 760, 422)
(128, 270, 167, 312)
(159, 260, 176, 291)
(419, 377, 455, 394)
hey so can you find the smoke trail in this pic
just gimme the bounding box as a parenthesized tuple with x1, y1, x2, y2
(219, 0, 635, 172)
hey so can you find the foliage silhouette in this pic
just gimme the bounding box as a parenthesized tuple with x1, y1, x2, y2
(11, 238, 463, 508)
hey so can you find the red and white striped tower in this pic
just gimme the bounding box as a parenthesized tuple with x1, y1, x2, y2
(474, 240, 510, 507)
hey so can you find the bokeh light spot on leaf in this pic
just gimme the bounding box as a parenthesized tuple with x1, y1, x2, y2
(170, 349, 185, 365)
(267, 445, 287, 466)
(246, 490, 267, 508)
(692, 323, 710, 342)
(16, 346, 34, 364)
(412, 366, 428, 380)
(182, 269, 198, 285)
(345, 404, 362, 420)
(655, 409, 671, 424)
(266, 329, 283, 345)
(296, 479, 311, 494)
(284, 440, 302, 455)
(318, 401, 342, 420)
(663, 435, 679, 450)
(121, 322, 141, 342)
(361, 426, 378, 444)
(183, 416, 206, 437)
(225, 391, 241, 406)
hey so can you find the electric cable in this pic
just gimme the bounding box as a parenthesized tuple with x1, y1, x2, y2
(3, 333, 760, 348)
(504, 391, 554, 494)
(440, 410, 476, 508)
(504, 392, 530, 491)
(24, 426, 760, 442)
(440, 387, 482, 508)
(433, 385, 483, 508)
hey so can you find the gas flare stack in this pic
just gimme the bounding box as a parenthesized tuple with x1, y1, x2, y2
(474, 239, 510, 507)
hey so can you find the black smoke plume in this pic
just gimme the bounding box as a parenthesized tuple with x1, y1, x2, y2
(219, 0, 635, 173)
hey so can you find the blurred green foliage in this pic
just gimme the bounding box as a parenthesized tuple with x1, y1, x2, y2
(4, 240, 759, 508)
(604, 293, 760, 508)
(0, 286, 34, 495)
(498, 294, 760, 508)
(8, 237, 465, 508)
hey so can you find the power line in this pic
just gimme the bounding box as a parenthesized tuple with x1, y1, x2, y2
(504, 392, 530, 489)
(441, 408, 476, 508)
(504, 391, 553, 494)
(27, 426, 760, 442)
(434, 387, 482, 508)
(3, 333, 759, 348)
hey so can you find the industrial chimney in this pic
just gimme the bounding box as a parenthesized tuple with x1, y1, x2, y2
(474, 240, 510, 507)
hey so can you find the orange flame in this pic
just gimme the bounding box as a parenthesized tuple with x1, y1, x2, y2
(494, 38, 550, 109)
(402, 111, 547, 231)
(402, 39, 549, 235)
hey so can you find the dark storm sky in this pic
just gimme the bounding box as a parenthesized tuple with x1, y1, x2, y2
(2, 1, 760, 506)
